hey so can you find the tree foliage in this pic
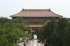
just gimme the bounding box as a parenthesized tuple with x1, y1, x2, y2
(38, 18, 70, 46)
(0, 17, 31, 46)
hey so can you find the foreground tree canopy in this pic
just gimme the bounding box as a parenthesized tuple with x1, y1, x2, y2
(0, 17, 70, 46)
(0, 17, 31, 46)
(38, 18, 70, 46)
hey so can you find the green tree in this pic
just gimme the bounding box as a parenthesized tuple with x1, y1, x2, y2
(0, 17, 31, 46)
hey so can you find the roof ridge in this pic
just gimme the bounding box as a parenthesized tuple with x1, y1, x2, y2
(21, 8, 51, 11)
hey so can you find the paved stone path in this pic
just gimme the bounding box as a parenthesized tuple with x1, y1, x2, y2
(18, 35, 44, 46)
(17, 42, 24, 46)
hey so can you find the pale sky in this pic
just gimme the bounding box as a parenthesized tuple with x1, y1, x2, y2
(0, 0, 70, 18)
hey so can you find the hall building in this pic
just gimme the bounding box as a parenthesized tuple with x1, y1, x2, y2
(10, 9, 63, 33)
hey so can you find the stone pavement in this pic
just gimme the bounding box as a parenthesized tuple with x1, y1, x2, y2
(17, 42, 24, 46)
(17, 35, 44, 46)
(17, 39, 44, 46)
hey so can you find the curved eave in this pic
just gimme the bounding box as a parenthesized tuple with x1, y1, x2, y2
(10, 16, 62, 18)
(10, 9, 63, 18)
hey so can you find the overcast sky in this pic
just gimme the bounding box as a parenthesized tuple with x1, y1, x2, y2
(0, 0, 70, 18)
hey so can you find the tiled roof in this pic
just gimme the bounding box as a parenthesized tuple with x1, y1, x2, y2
(10, 9, 63, 17)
